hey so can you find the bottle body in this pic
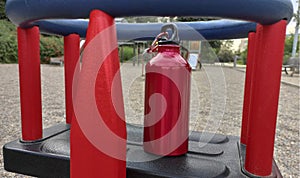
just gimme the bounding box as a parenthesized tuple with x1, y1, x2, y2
(143, 45, 191, 156)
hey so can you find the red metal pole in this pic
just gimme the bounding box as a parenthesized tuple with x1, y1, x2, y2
(64, 34, 80, 124)
(240, 32, 256, 145)
(17, 27, 43, 141)
(245, 20, 287, 176)
(71, 10, 126, 178)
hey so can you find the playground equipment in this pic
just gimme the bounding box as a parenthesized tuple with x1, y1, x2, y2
(3, 0, 293, 177)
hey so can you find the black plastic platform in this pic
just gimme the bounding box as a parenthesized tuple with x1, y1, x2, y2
(3, 123, 282, 177)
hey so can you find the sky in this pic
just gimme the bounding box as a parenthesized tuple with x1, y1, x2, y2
(292, 0, 298, 12)
(287, 0, 299, 33)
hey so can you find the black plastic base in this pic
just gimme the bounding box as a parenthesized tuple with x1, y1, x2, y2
(3, 124, 281, 178)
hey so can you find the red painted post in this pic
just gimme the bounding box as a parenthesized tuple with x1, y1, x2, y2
(245, 20, 287, 176)
(17, 27, 43, 141)
(71, 10, 126, 178)
(64, 34, 80, 124)
(240, 32, 256, 145)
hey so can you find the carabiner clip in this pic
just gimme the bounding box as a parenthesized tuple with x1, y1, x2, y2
(147, 32, 169, 53)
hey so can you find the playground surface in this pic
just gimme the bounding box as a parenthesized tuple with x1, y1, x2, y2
(0, 63, 299, 177)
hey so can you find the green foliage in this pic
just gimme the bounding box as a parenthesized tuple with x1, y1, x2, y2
(209, 40, 222, 54)
(0, 19, 15, 32)
(283, 34, 299, 65)
(127, 17, 158, 23)
(218, 49, 234, 62)
(217, 40, 235, 62)
(236, 59, 244, 65)
(0, 35, 18, 63)
(0, 20, 64, 63)
(40, 36, 64, 63)
(177, 17, 218, 22)
(0, 0, 7, 20)
(0, 19, 17, 63)
(235, 49, 247, 65)
(284, 35, 294, 55)
(120, 46, 134, 61)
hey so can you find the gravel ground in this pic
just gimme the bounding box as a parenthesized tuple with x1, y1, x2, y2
(0, 63, 299, 177)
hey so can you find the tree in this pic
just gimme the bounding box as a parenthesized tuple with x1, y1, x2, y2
(217, 40, 235, 62)
(125, 17, 159, 23)
(292, 1, 300, 57)
(235, 49, 247, 65)
(283, 34, 300, 64)
(0, 0, 7, 20)
(177, 16, 219, 22)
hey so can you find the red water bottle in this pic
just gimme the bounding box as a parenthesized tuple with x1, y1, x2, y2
(143, 24, 191, 156)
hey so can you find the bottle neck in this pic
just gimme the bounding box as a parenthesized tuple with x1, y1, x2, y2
(157, 45, 180, 54)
